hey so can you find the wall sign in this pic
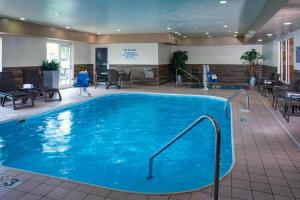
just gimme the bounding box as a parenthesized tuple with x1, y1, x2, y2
(296, 46, 300, 63)
(121, 48, 138, 60)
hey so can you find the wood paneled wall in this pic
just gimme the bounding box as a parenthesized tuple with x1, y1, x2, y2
(3, 66, 41, 87)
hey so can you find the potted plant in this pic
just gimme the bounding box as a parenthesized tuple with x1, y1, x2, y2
(42, 60, 61, 89)
(170, 50, 188, 83)
(240, 49, 264, 86)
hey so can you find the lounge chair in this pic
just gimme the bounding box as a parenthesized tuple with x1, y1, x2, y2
(95, 64, 108, 88)
(74, 71, 91, 96)
(273, 79, 300, 109)
(106, 69, 120, 89)
(0, 72, 34, 110)
(23, 69, 62, 102)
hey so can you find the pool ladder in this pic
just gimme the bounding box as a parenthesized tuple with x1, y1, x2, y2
(147, 115, 221, 200)
(224, 89, 250, 112)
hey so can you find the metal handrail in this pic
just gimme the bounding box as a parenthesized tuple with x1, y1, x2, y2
(224, 89, 249, 112)
(147, 115, 221, 200)
(176, 68, 201, 87)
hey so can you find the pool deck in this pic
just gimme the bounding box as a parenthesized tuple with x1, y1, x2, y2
(0, 84, 299, 200)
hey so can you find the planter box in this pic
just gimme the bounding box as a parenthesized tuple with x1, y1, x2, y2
(43, 70, 60, 89)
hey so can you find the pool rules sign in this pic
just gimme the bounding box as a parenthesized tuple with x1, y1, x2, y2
(121, 48, 138, 61)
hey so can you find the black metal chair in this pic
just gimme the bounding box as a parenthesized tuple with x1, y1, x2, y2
(106, 69, 120, 89)
(273, 79, 300, 109)
(282, 91, 300, 122)
(119, 70, 132, 88)
(95, 64, 108, 88)
(261, 73, 280, 97)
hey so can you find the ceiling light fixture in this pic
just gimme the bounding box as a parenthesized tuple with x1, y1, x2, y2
(208, 35, 212, 38)
(283, 22, 292, 25)
(183, 36, 187, 38)
(66, 26, 70, 29)
(166, 27, 172, 30)
(266, 33, 273, 37)
(177, 33, 181, 35)
(116, 29, 121, 32)
(223, 25, 228, 28)
(219, 1, 227, 4)
(234, 31, 238, 34)
(205, 32, 209, 35)
(257, 39, 263, 42)
(19, 17, 26, 21)
(234, 34, 237, 37)
(97, 33, 101, 35)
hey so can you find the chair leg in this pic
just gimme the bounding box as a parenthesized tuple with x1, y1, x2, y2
(43, 91, 47, 102)
(29, 96, 34, 107)
(12, 98, 16, 110)
(1, 97, 6, 107)
(57, 91, 62, 101)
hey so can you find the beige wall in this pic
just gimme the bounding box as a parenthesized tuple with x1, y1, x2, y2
(158, 44, 172, 65)
(172, 45, 262, 65)
(262, 28, 300, 70)
(2, 34, 92, 68)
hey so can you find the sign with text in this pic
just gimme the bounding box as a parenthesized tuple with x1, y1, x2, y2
(121, 48, 138, 60)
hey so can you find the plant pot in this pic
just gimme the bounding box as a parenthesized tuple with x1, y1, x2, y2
(43, 70, 60, 89)
(249, 76, 256, 86)
(176, 75, 182, 84)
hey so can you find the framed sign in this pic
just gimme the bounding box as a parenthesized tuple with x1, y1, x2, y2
(121, 48, 138, 60)
(296, 46, 300, 63)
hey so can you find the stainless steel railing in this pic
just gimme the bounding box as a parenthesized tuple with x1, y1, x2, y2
(224, 89, 249, 112)
(176, 68, 201, 87)
(147, 115, 221, 200)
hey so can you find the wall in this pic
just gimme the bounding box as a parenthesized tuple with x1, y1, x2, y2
(0, 37, 2, 71)
(172, 45, 262, 64)
(158, 44, 172, 65)
(92, 43, 159, 65)
(2, 35, 92, 68)
(262, 28, 300, 70)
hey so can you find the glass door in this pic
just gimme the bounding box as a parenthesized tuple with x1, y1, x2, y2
(47, 43, 73, 88)
(59, 45, 72, 88)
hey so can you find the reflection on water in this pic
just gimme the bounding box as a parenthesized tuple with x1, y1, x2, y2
(42, 111, 73, 153)
(0, 137, 5, 164)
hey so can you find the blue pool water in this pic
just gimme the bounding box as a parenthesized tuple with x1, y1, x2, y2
(0, 93, 233, 193)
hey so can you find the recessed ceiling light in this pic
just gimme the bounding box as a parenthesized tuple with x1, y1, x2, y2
(19, 17, 26, 21)
(258, 39, 263, 42)
(97, 33, 101, 35)
(205, 32, 209, 35)
(266, 33, 273, 37)
(65, 26, 70, 29)
(234, 31, 239, 34)
(208, 35, 212, 38)
(219, 1, 227, 4)
(223, 25, 228, 28)
(283, 22, 292, 25)
(116, 29, 121, 32)
(166, 27, 172, 30)
(183, 36, 187, 38)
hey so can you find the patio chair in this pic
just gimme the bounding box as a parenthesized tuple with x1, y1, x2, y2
(74, 71, 91, 96)
(282, 91, 300, 122)
(106, 69, 120, 89)
(273, 79, 300, 109)
(119, 70, 132, 88)
(23, 70, 62, 102)
(95, 64, 108, 88)
(261, 73, 280, 97)
(0, 72, 34, 110)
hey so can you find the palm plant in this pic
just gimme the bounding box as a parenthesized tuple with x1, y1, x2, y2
(170, 50, 188, 77)
(240, 49, 264, 77)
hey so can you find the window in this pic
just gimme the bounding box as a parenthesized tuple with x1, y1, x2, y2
(47, 42, 73, 88)
(278, 37, 294, 83)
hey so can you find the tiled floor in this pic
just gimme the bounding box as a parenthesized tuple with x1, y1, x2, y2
(0, 84, 299, 200)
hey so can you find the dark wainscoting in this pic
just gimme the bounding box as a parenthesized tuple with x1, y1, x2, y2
(185, 64, 249, 83)
(260, 65, 277, 79)
(110, 65, 160, 86)
(294, 70, 300, 80)
(158, 64, 171, 85)
(3, 66, 41, 87)
(74, 64, 94, 81)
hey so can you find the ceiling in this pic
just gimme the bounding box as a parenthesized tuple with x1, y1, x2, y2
(0, 0, 268, 38)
